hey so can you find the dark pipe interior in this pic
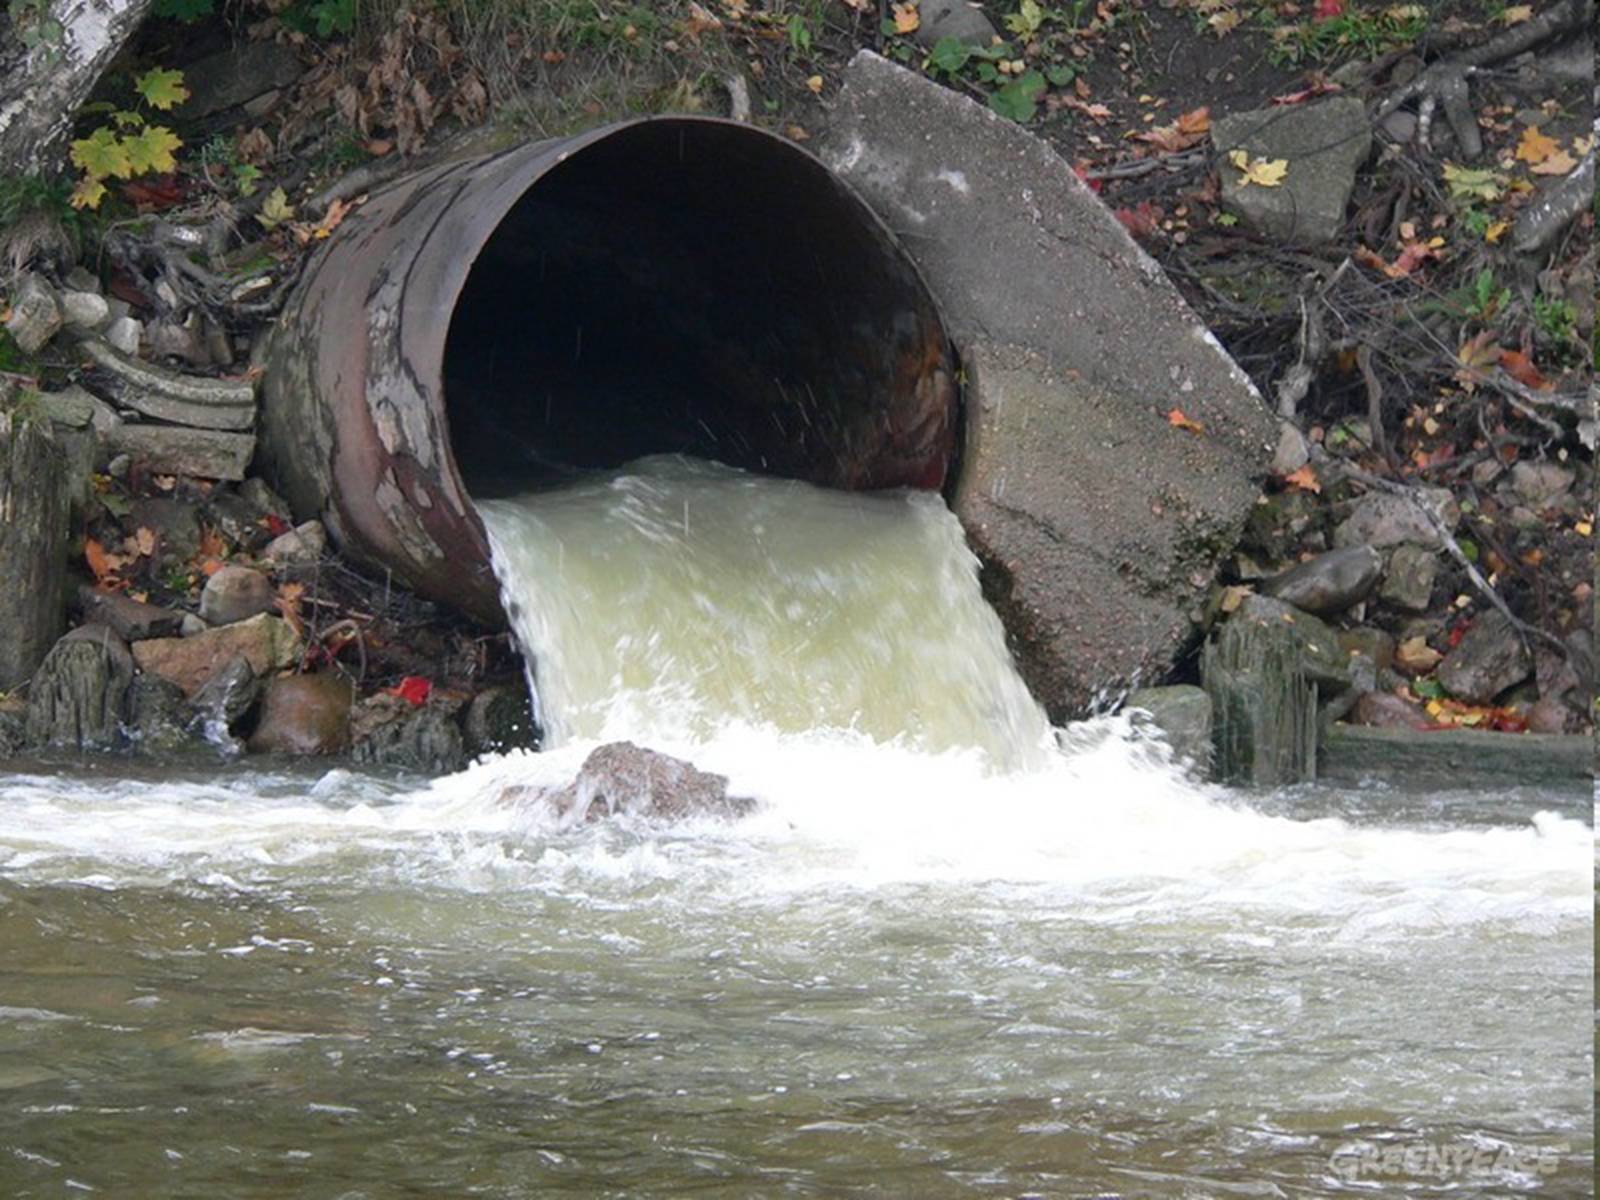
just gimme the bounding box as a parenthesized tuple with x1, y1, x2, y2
(443, 121, 955, 499)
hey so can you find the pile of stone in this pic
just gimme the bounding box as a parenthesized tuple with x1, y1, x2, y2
(1140, 470, 1591, 785)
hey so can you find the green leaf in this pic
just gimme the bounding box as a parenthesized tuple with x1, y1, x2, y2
(310, 0, 357, 37)
(123, 125, 182, 176)
(1442, 163, 1505, 203)
(1045, 63, 1075, 87)
(1455, 538, 1479, 563)
(988, 70, 1046, 124)
(1003, 0, 1045, 36)
(70, 127, 133, 181)
(1413, 677, 1445, 700)
(927, 35, 972, 76)
(135, 67, 190, 112)
(233, 163, 262, 197)
(258, 186, 295, 230)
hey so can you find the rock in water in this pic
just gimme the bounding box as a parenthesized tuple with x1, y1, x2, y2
(1261, 545, 1382, 616)
(0, 406, 69, 690)
(247, 673, 353, 755)
(1437, 610, 1533, 704)
(25, 626, 134, 750)
(1124, 685, 1213, 773)
(351, 694, 466, 774)
(541, 742, 754, 823)
(128, 676, 203, 755)
(132, 613, 302, 696)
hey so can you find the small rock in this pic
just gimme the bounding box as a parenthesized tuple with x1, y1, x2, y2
(1379, 110, 1417, 143)
(39, 385, 119, 434)
(911, 0, 999, 48)
(1507, 461, 1574, 509)
(239, 477, 292, 521)
(131, 613, 302, 696)
(106, 452, 132, 479)
(180, 613, 208, 637)
(1378, 544, 1438, 612)
(1470, 458, 1504, 487)
(59, 290, 110, 331)
(1333, 489, 1458, 550)
(464, 684, 539, 757)
(262, 519, 327, 565)
(1350, 691, 1431, 731)
(1525, 697, 1573, 735)
(1124, 685, 1212, 771)
(1437, 611, 1532, 704)
(104, 316, 143, 356)
(1212, 97, 1372, 245)
(64, 266, 100, 294)
(536, 742, 754, 824)
(129, 497, 202, 565)
(24, 625, 134, 749)
(1270, 420, 1310, 475)
(0, 709, 25, 758)
(1242, 491, 1324, 561)
(1260, 545, 1382, 616)
(128, 675, 203, 755)
(200, 565, 277, 626)
(351, 693, 466, 774)
(202, 490, 273, 552)
(190, 655, 261, 737)
(4, 273, 62, 354)
(1337, 627, 1395, 672)
(1394, 634, 1443, 676)
(247, 673, 353, 755)
(146, 318, 209, 367)
(76, 584, 186, 641)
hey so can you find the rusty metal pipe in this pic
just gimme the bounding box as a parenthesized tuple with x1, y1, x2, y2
(258, 117, 958, 625)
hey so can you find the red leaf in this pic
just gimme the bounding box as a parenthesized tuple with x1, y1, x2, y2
(1116, 201, 1162, 239)
(1314, 0, 1344, 19)
(1497, 349, 1550, 391)
(389, 675, 433, 706)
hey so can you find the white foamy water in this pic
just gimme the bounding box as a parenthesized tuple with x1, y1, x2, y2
(475, 455, 1055, 768)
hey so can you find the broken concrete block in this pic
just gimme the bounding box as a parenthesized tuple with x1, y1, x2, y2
(821, 51, 1276, 717)
(1212, 97, 1371, 245)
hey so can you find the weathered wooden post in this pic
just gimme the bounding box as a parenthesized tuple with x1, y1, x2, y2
(0, 396, 70, 691)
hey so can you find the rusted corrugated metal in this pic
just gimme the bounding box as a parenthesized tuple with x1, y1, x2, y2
(258, 117, 957, 625)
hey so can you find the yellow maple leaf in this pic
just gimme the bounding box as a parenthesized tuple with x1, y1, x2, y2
(1484, 219, 1510, 244)
(1207, 8, 1242, 34)
(1515, 125, 1559, 165)
(1229, 149, 1288, 187)
(1530, 147, 1578, 176)
(69, 176, 108, 210)
(891, 1, 919, 33)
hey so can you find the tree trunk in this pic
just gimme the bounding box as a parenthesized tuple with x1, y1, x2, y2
(0, 0, 154, 178)
(0, 405, 69, 691)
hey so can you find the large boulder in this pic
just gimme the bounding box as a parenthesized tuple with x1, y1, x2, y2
(1437, 610, 1533, 704)
(1124, 685, 1213, 772)
(1260, 545, 1382, 616)
(247, 672, 353, 755)
(535, 742, 754, 823)
(132, 613, 302, 696)
(821, 52, 1276, 717)
(351, 693, 466, 774)
(25, 625, 134, 750)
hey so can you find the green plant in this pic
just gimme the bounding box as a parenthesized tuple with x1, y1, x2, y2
(68, 68, 189, 210)
(199, 134, 263, 197)
(1004, 0, 1047, 38)
(1266, 3, 1428, 67)
(1533, 295, 1577, 344)
(786, 12, 812, 55)
(8, 0, 63, 51)
(1461, 267, 1510, 322)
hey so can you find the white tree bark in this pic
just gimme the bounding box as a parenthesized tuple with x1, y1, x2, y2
(0, 0, 154, 177)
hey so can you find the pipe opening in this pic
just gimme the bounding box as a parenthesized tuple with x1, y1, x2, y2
(442, 120, 957, 499)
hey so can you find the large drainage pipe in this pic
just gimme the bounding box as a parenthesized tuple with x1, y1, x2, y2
(258, 117, 959, 625)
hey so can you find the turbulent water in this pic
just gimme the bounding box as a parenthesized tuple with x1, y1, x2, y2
(0, 456, 1591, 1197)
(475, 456, 1054, 768)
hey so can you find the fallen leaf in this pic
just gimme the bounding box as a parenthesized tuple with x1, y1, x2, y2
(1282, 464, 1321, 493)
(891, 1, 920, 33)
(257, 186, 295, 230)
(1529, 147, 1578, 175)
(1115, 201, 1162, 238)
(1500, 4, 1532, 22)
(1390, 238, 1442, 275)
(805, 74, 823, 94)
(785, 124, 810, 141)
(1228, 149, 1288, 187)
(1271, 78, 1342, 106)
(1219, 585, 1252, 614)
(1167, 407, 1205, 433)
(276, 581, 306, 638)
(84, 537, 128, 583)
(1498, 349, 1549, 390)
(1207, 8, 1242, 34)
(1456, 330, 1501, 372)
(1515, 124, 1559, 166)
(1483, 219, 1510, 243)
(388, 675, 434, 707)
(1135, 106, 1210, 153)
(1314, 0, 1343, 18)
(683, 1, 722, 38)
(132, 526, 157, 558)
(1441, 162, 1505, 202)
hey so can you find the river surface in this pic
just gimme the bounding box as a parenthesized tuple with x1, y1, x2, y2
(0, 458, 1592, 1197)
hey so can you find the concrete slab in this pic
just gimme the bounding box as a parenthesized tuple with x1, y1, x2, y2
(821, 52, 1277, 717)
